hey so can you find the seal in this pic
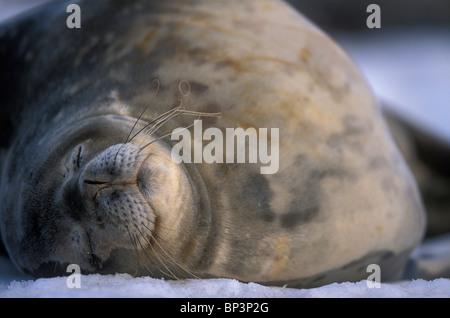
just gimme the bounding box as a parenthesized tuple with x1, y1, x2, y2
(384, 109, 450, 238)
(0, 0, 425, 288)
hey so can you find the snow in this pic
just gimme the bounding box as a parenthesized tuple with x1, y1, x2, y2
(0, 270, 449, 298)
(1, 235, 450, 298)
(1, 229, 448, 298)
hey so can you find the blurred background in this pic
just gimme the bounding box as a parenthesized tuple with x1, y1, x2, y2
(1, 0, 448, 144)
(288, 0, 450, 142)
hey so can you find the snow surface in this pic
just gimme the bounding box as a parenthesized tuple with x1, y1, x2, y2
(1, 273, 450, 298)
(1, 234, 450, 297)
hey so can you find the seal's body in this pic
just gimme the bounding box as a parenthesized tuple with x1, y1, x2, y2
(0, 0, 425, 288)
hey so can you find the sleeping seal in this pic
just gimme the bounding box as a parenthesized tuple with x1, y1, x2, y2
(0, 0, 425, 288)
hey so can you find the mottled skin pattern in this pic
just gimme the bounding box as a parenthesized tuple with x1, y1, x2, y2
(0, 0, 425, 288)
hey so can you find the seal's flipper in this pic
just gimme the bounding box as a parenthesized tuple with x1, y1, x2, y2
(402, 233, 450, 280)
(384, 108, 450, 237)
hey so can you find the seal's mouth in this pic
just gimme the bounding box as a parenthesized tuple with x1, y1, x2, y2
(78, 143, 157, 234)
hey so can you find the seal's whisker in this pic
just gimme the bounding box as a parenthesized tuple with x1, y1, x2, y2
(127, 79, 160, 143)
(133, 230, 168, 277)
(137, 116, 199, 153)
(173, 109, 222, 118)
(139, 109, 186, 141)
(139, 221, 200, 280)
(125, 225, 142, 277)
(147, 108, 221, 132)
(143, 111, 181, 137)
(137, 214, 156, 225)
(138, 225, 174, 247)
(114, 104, 150, 164)
(132, 233, 161, 277)
(121, 101, 221, 155)
(133, 224, 180, 280)
(129, 230, 164, 279)
(150, 109, 221, 134)
(138, 109, 221, 152)
(137, 132, 173, 153)
(142, 218, 175, 233)
(134, 107, 220, 144)
(115, 79, 160, 162)
(127, 106, 166, 144)
(135, 230, 178, 280)
(129, 105, 181, 144)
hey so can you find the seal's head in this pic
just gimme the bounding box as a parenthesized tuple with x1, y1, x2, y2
(1, 113, 206, 278)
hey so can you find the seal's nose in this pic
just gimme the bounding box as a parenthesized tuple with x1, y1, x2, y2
(78, 143, 142, 204)
(81, 143, 144, 181)
(78, 143, 156, 233)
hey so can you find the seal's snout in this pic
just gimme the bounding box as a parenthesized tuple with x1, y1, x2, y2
(79, 143, 156, 234)
(81, 143, 146, 183)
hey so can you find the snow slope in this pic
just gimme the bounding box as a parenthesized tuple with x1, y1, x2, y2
(1, 273, 450, 298)
(1, 232, 450, 297)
